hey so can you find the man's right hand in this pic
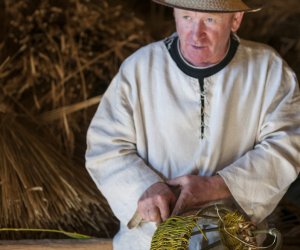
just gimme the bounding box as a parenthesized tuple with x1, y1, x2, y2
(137, 182, 177, 223)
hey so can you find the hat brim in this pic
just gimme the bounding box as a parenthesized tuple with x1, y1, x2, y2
(152, 0, 262, 13)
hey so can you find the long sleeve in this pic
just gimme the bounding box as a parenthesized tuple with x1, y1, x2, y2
(85, 69, 163, 225)
(218, 56, 300, 223)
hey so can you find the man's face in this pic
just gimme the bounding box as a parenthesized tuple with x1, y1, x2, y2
(174, 9, 244, 67)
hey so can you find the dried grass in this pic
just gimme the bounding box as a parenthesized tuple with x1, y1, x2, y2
(0, 0, 150, 155)
(0, 113, 118, 239)
(0, 0, 150, 239)
(239, 0, 300, 78)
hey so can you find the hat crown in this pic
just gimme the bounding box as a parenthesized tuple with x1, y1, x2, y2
(152, 0, 260, 12)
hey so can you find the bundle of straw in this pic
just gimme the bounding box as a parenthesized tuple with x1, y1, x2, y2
(0, 0, 150, 239)
(0, 113, 117, 239)
(150, 204, 282, 250)
(0, 0, 150, 156)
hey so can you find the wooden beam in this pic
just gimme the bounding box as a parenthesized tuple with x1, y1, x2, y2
(0, 239, 112, 250)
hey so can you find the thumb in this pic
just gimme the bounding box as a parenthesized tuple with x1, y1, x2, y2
(165, 179, 181, 199)
(166, 176, 185, 186)
(171, 193, 186, 216)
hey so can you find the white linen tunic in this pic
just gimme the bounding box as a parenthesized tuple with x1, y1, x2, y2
(85, 34, 300, 250)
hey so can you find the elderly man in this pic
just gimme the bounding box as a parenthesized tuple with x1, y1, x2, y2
(86, 0, 300, 249)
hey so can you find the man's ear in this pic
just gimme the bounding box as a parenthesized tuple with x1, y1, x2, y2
(231, 12, 244, 32)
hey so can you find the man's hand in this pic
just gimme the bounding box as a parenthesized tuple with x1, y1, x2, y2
(167, 175, 231, 215)
(137, 182, 177, 223)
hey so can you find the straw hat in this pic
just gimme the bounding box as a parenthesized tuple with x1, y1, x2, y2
(152, 0, 262, 12)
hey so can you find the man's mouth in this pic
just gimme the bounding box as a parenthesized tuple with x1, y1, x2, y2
(191, 45, 206, 50)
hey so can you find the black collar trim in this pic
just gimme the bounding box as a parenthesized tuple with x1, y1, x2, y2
(164, 35, 239, 79)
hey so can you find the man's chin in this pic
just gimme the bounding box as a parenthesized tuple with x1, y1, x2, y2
(185, 54, 211, 67)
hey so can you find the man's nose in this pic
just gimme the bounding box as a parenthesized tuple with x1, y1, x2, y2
(192, 21, 206, 42)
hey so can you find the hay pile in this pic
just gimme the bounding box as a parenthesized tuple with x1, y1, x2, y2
(0, 0, 150, 155)
(240, 0, 300, 79)
(0, 0, 150, 239)
(0, 113, 115, 239)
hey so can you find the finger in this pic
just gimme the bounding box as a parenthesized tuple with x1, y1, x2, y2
(147, 206, 161, 222)
(166, 178, 181, 186)
(137, 202, 152, 221)
(171, 194, 186, 216)
(157, 199, 171, 221)
(167, 175, 187, 187)
(169, 193, 177, 211)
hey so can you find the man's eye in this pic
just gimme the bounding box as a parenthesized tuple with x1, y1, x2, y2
(206, 17, 215, 23)
(183, 16, 192, 21)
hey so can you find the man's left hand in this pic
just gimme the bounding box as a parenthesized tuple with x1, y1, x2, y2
(167, 175, 231, 215)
